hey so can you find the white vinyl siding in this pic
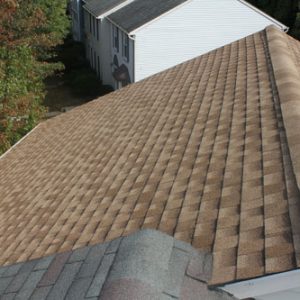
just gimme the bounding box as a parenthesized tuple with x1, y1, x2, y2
(134, 0, 284, 81)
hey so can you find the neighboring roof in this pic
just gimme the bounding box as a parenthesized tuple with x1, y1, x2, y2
(108, 0, 189, 33)
(0, 230, 236, 299)
(83, 0, 126, 17)
(0, 26, 300, 286)
(107, 0, 287, 34)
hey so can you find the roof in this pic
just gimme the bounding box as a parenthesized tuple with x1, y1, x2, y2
(107, 0, 288, 34)
(0, 26, 300, 286)
(83, 0, 126, 17)
(108, 0, 189, 33)
(0, 230, 235, 299)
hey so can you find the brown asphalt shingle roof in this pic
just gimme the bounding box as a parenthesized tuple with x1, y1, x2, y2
(0, 26, 299, 286)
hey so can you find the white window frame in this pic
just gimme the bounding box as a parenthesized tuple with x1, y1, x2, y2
(96, 19, 99, 41)
(113, 26, 119, 52)
(122, 34, 129, 62)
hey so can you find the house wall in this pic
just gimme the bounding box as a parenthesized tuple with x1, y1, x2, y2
(109, 23, 134, 89)
(100, 19, 114, 86)
(82, 10, 134, 89)
(83, 9, 102, 79)
(134, 0, 285, 81)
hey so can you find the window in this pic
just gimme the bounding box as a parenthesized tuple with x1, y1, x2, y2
(113, 26, 119, 52)
(92, 17, 95, 37)
(90, 48, 93, 66)
(89, 14, 92, 33)
(122, 34, 129, 61)
(96, 19, 99, 41)
(97, 56, 100, 77)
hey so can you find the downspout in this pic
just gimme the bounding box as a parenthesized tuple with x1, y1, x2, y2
(129, 34, 135, 83)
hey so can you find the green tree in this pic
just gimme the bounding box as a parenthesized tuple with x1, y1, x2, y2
(0, 0, 70, 154)
(248, 0, 300, 39)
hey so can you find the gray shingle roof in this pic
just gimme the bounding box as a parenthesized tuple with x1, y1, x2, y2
(0, 230, 235, 299)
(108, 0, 189, 33)
(83, 0, 127, 17)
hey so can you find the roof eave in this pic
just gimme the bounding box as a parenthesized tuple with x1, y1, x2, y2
(106, 16, 130, 35)
(237, 0, 289, 32)
(0, 123, 41, 161)
(83, 0, 135, 19)
(82, 4, 99, 18)
(220, 269, 300, 299)
(110, 0, 193, 36)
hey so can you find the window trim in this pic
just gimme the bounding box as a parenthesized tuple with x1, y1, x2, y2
(96, 19, 99, 41)
(92, 17, 95, 37)
(122, 34, 129, 62)
(97, 56, 100, 78)
(113, 26, 119, 52)
(89, 14, 92, 33)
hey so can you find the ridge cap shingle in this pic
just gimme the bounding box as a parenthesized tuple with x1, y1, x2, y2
(0, 230, 236, 299)
(266, 25, 300, 191)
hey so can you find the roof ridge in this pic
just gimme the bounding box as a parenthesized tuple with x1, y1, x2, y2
(265, 25, 300, 191)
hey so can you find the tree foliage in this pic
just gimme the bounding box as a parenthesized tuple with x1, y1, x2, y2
(0, 0, 70, 154)
(248, 0, 300, 39)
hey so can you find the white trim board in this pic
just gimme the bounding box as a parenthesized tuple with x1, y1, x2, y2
(237, 0, 288, 31)
(221, 269, 300, 299)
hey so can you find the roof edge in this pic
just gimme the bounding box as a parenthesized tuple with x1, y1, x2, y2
(0, 123, 41, 161)
(266, 25, 300, 192)
(127, 0, 193, 35)
(84, 0, 135, 19)
(238, 0, 288, 32)
(220, 268, 300, 299)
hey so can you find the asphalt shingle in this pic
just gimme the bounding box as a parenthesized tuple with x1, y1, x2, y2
(46, 262, 82, 300)
(83, 0, 126, 17)
(108, 0, 189, 33)
(65, 277, 93, 300)
(38, 252, 71, 287)
(15, 270, 45, 300)
(164, 248, 190, 298)
(5, 260, 36, 293)
(29, 286, 52, 300)
(85, 253, 115, 298)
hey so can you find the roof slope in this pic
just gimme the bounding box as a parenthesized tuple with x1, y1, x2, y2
(83, 0, 126, 17)
(0, 230, 235, 299)
(108, 0, 189, 33)
(0, 26, 300, 286)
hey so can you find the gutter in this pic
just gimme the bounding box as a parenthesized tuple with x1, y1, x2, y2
(220, 269, 300, 298)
